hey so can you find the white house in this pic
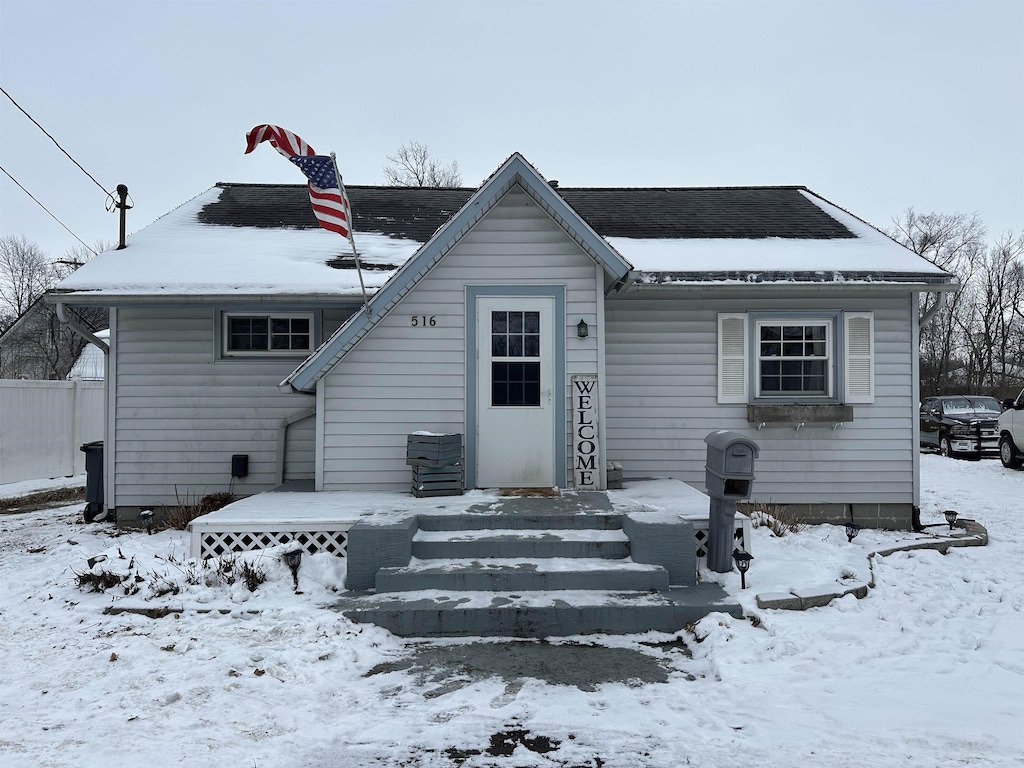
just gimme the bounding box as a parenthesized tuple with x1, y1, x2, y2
(51, 153, 954, 530)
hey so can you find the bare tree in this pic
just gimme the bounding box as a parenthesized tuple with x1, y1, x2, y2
(0, 235, 53, 320)
(888, 210, 1024, 398)
(383, 141, 462, 187)
(886, 210, 988, 395)
(0, 237, 107, 379)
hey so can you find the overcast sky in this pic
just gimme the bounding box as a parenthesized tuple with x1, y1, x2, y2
(1, 0, 1021, 260)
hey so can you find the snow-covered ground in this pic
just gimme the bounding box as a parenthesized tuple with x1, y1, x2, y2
(1, 455, 1021, 767)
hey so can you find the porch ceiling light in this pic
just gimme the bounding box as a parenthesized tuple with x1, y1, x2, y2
(732, 548, 753, 589)
(944, 509, 958, 531)
(845, 522, 861, 543)
(577, 319, 589, 338)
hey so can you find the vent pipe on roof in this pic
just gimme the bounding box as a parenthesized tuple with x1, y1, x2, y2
(549, 180, 559, 188)
(113, 184, 132, 250)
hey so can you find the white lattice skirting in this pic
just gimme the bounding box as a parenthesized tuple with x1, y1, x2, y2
(692, 517, 753, 560)
(190, 516, 749, 563)
(191, 524, 351, 560)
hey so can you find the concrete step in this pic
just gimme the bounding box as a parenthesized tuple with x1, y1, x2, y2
(411, 528, 630, 559)
(376, 557, 668, 593)
(334, 585, 742, 638)
(416, 512, 623, 532)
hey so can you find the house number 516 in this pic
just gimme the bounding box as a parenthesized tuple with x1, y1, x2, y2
(410, 315, 437, 327)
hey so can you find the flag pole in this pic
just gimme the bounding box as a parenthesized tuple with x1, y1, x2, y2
(330, 152, 368, 308)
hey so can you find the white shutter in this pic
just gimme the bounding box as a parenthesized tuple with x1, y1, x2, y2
(718, 313, 748, 404)
(844, 312, 874, 404)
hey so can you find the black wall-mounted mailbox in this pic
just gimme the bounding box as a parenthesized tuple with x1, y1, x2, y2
(231, 454, 249, 478)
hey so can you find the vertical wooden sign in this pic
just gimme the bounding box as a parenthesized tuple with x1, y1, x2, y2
(572, 375, 599, 490)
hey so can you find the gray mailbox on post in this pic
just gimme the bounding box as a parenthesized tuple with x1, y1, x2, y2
(704, 431, 760, 573)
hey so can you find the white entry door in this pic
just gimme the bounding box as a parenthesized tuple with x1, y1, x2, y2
(476, 296, 556, 488)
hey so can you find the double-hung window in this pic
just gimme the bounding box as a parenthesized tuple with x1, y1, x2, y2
(756, 319, 832, 398)
(718, 312, 873, 404)
(223, 313, 314, 357)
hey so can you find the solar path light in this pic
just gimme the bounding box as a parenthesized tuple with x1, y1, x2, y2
(845, 522, 861, 543)
(732, 548, 753, 589)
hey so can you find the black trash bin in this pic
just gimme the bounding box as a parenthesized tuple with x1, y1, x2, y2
(80, 440, 104, 522)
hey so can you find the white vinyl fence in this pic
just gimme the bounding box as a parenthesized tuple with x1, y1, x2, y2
(0, 379, 105, 486)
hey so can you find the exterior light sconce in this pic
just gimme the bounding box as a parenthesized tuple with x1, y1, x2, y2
(845, 521, 861, 543)
(944, 509, 958, 531)
(577, 319, 589, 339)
(732, 548, 754, 589)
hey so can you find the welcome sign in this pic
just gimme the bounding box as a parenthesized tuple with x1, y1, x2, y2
(572, 375, 600, 490)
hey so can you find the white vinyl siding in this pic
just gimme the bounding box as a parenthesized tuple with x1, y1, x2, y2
(321, 186, 602, 490)
(609, 296, 912, 505)
(110, 306, 351, 509)
(283, 413, 315, 480)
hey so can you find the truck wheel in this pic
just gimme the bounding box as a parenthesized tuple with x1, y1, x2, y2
(939, 435, 955, 458)
(1000, 435, 1024, 469)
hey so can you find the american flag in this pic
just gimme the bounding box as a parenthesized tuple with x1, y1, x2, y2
(244, 124, 353, 238)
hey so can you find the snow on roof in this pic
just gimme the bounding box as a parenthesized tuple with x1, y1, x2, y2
(609, 191, 948, 279)
(54, 183, 950, 301)
(55, 188, 422, 299)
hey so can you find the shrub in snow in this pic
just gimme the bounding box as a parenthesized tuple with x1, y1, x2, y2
(745, 500, 808, 536)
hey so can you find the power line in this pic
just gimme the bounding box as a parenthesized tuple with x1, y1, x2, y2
(0, 165, 98, 255)
(0, 85, 113, 198)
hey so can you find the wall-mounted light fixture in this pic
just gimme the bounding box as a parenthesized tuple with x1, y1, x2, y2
(577, 319, 589, 339)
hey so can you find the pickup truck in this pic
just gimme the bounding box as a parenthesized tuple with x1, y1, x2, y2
(999, 387, 1024, 469)
(920, 395, 1002, 458)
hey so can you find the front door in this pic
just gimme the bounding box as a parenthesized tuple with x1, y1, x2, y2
(476, 296, 556, 487)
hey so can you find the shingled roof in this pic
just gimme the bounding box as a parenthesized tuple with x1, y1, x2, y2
(200, 183, 857, 242)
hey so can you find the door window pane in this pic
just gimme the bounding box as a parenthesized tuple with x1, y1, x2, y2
(491, 311, 540, 359)
(492, 362, 541, 406)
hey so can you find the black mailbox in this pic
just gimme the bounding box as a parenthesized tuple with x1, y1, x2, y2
(704, 431, 758, 500)
(703, 431, 760, 573)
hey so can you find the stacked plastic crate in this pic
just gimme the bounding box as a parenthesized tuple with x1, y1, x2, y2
(407, 432, 464, 497)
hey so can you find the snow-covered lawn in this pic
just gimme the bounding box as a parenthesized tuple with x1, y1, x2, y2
(1, 455, 1021, 767)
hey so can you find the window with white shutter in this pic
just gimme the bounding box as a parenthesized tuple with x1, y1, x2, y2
(717, 311, 874, 406)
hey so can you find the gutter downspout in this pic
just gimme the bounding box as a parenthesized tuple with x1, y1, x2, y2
(918, 290, 948, 327)
(56, 303, 109, 353)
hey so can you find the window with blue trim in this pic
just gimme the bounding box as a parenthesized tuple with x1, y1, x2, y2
(223, 313, 313, 356)
(756, 320, 831, 397)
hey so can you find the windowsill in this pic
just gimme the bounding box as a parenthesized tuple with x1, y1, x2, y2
(218, 354, 311, 362)
(747, 403, 854, 424)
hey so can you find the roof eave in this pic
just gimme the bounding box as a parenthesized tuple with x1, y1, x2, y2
(625, 273, 958, 293)
(45, 290, 371, 307)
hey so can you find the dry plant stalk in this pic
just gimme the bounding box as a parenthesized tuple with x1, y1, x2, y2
(744, 499, 808, 537)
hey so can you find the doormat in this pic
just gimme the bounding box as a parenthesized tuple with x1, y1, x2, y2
(498, 488, 561, 498)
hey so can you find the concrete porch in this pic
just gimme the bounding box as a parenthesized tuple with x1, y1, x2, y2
(188, 480, 748, 637)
